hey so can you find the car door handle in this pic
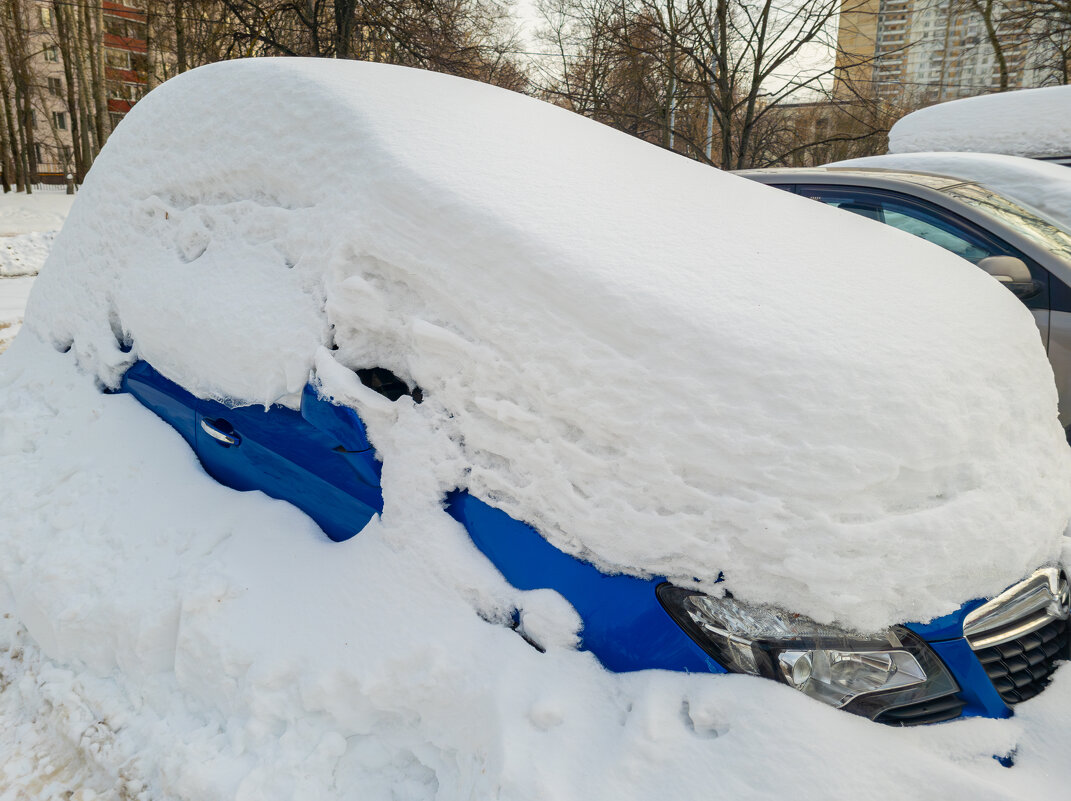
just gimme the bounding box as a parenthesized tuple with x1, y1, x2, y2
(200, 418, 240, 446)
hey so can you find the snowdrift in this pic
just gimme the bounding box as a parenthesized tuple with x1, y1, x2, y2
(0, 231, 56, 276)
(24, 58, 1071, 630)
(831, 152, 1071, 231)
(889, 86, 1071, 159)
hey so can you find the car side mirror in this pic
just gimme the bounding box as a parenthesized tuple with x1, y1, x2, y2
(977, 256, 1041, 300)
(979, 255, 1031, 284)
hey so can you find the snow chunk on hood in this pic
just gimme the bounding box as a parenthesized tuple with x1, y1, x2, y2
(889, 86, 1071, 159)
(831, 151, 1071, 232)
(25, 58, 1071, 631)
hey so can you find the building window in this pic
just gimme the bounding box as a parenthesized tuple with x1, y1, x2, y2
(29, 109, 36, 128)
(107, 82, 133, 100)
(109, 111, 125, 129)
(53, 111, 67, 130)
(47, 77, 63, 96)
(34, 144, 43, 163)
(44, 45, 59, 62)
(40, 7, 52, 27)
(105, 48, 131, 70)
(104, 16, 126, 37)
(61, 145, 72, 162)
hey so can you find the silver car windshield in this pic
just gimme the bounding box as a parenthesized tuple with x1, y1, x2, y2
(942, 183, 1071, 263)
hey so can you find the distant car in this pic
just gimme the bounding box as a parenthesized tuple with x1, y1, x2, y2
(885, 84, 1071, 166)
(828, 152, 1071, 235)
(737, 166, 1071, 432)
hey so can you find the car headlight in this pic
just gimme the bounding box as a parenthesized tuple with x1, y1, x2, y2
(657, 584, 960, 720)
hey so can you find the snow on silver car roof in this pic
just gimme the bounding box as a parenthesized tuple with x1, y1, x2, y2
(890, 85, 1071, 159)
(834, 152, 1071, 233)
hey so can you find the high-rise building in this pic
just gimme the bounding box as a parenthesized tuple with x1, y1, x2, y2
(833, 0, 1054, 103)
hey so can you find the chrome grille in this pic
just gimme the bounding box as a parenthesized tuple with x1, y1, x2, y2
(974, 617, 1069, 705)
(964, 567, 1071, 706)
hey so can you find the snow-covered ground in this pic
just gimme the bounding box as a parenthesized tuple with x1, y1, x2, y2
(0, 189, 75, 236)
(1, 232, 57, 277)
(2, 59, 1071, 800)
(0, 276, 35, 353)
(0, 188, 71, 348)
(0, 189, 73, 277)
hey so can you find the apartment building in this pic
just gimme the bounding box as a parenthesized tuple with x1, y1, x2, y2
(4, 0, 157, 182)
(102, 1, 152, 125)
(834, 0, 1054, 103)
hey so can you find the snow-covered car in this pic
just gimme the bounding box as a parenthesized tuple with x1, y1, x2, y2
(737, 166, 1071, 433)
(21, 59, 1071, 729)
(887, 85, 1071, 166)
(121, 357, 1071, 725)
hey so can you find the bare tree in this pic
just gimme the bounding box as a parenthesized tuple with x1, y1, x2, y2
(962, 0, 1013, 90)
(212, 0, 526, 87)
(536, 0, 851, 168)
(1, 0, 40, 190)
(0, 42, 19, 191)
(1007, 0, 1071, 82)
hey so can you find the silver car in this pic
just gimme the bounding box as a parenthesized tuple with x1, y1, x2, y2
(738, 167, 1071, 434)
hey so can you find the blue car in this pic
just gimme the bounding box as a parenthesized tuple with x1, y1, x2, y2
(120, 357, 1070, 728)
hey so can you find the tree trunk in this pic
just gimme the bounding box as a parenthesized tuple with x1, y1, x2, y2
(83, 0, 108, 148)
(20, 85, 37, 188)
(335, 0, 358, 57)
(0, 43, 19, 192)
(54, 0, 85, 180)
(973, 0, 1010, 90)
(145, 0, 157, 91)
(72, 3, 98, 165)
(4, 0, 33, 190)
(174, 0, 188, 72)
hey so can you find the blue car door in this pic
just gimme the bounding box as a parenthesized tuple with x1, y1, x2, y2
(121, 361, 200, 448)
(195, 387, 383, 542)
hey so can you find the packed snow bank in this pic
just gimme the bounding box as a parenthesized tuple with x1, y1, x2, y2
(2, 335, 1071, 800)
(831, 152, 1071, 230)
(0, 189, 74, 236)
(0, 231, 56, 276)
(0, 275, 35, 352)
(0, 188, 73, 278)
(890, 86, 1071, 159)
(25, 58, 1071, 630)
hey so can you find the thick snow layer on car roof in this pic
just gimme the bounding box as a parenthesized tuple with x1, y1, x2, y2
(832, 151, 1071, 231)
(889, 86, 1071, 159)
(24, 58, 1071, 631)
